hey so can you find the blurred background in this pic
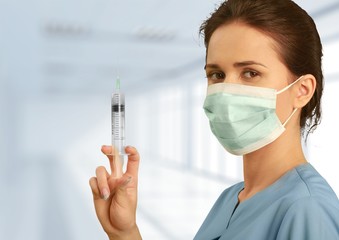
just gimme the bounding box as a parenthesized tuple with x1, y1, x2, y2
(0, 0, 338, 239)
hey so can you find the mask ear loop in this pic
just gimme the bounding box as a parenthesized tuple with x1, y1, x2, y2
(277, 75, 304, 127)
(276, 75, 304, 95)
(282, 108, 299, 127)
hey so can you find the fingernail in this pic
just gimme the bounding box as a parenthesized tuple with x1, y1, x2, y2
(102, 188, 110, 200)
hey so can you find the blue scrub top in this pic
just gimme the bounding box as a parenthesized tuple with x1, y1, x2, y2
(194, 163, 339, 240)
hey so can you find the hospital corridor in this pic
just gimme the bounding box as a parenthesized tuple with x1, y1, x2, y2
(1, 1, 339, 239)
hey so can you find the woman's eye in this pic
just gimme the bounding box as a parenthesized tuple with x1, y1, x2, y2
(243, 70, 259, 79)
(206, 72, 225, 81)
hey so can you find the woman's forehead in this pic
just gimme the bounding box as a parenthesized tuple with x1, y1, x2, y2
(207, 23, 280, 66)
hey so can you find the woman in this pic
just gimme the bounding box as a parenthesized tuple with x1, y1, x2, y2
(89, 0, 339, 239)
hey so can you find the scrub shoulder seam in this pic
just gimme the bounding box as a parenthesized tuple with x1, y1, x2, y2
(294, 167, 313, 196)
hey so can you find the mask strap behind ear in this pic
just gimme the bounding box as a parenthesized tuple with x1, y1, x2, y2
(276, 75, 304, 95)
(282, 108, 298, 127)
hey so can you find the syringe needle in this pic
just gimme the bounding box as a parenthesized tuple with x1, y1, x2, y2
(116, 77, 120, 91)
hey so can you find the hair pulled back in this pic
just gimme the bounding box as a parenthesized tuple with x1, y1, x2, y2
(200, 0, 323, 138)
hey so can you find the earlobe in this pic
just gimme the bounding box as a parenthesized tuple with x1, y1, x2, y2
(294, 74, 316, 108)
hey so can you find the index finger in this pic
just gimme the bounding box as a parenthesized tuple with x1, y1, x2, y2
(124, 146, 140, 178)
(101, 145, 120, 174)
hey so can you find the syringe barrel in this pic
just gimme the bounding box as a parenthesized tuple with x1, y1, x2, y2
(112, 92, 126, 155)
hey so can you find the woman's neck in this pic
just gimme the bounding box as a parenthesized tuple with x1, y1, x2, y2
(238, 128, 307, 203)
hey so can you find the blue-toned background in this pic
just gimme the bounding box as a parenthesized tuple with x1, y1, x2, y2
(1, 1, 338, 239)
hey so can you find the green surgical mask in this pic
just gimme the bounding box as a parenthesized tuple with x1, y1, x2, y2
(203, 76, 303, 155)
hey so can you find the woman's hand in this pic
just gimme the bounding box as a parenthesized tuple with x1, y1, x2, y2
(89, 145, 142, 240)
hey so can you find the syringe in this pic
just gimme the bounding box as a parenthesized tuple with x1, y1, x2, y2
(110, 77, 126, 178)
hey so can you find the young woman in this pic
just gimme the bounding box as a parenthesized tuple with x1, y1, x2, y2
(89, 0, 339, 239)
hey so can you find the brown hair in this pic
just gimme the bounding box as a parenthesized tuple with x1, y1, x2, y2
(200, 0, 323, 138)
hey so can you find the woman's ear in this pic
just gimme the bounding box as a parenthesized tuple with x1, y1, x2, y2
(294, 74, 316, 108)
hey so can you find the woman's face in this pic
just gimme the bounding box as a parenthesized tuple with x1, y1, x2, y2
(205, 22, 297, 124)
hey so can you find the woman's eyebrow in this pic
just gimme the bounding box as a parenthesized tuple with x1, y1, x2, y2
(204, 64, 220, 70)
(233, 61, 268, 68)
(204, 61, 268, 70)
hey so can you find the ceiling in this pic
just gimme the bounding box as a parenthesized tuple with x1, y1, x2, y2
(1, 0, 339, 96)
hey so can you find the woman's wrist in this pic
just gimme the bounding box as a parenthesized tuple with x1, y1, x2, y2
(108, 225, 142, 240)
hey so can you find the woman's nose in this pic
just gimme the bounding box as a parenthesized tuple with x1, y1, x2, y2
(223, 74, 240, 84)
